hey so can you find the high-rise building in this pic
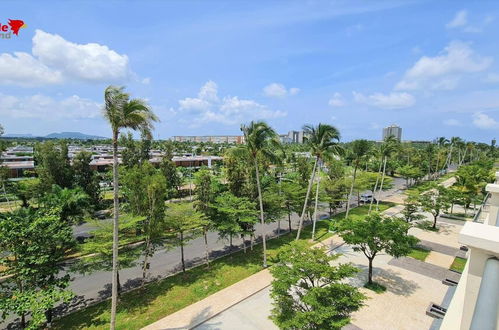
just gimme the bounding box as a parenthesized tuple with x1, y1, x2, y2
(382, 124, 402, 141)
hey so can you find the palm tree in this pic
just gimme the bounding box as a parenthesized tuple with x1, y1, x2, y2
(296, 124, 341, 240)
(375, 135, 398, 211)
(103, 85, 158, 329)
(345, 140, 370, 218)
(240, 121, 281, 267)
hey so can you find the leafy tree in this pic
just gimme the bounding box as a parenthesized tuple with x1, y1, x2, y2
(240, 121, 281, 267)
(38, 185, 91, 224)
(35, 141, 73, 192)
(163, 203, 208, 272)
(280, 177, 304, 232)
(296, 124, 342, 240)
(121, 162, 166, 282)
(338, 213, 418, 284)
(103, 85, 158, 328)
(72, 151, 101, 207)
(159, 156, 181, 199)
(374, 136, 398, 211)
(0, 207, 75, 328)
(270, 241, 365, 330)
(77, 216, 143, 295)
(417, 186, 451, 229)
(345, 139, 371, 218)
(402, 195, 424, 223)
(397, 164, 420, 188)
(212, 192, 258, 251)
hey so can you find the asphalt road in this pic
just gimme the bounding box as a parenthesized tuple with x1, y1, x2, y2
(3, 176, 406, 327)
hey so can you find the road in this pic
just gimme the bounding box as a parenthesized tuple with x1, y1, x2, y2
(3, 176, 406, 327)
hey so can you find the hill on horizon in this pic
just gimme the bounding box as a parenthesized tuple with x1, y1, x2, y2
(3, 132, 107, 140)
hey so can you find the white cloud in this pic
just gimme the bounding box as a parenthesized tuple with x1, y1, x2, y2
(446, 10, 468, 29)
(0, 93, 101, 119)
(178, 81, 287, 126)
(443, 119, 462, 126)
(0, 30, 132, 87)
(141, 77, 151, 84)
(472, 112, 499, 129)
(395, 41, 492, 91)
(353, 91, 415, 109)
(328, 92, 345, 107)
(263, 83, 300, 98)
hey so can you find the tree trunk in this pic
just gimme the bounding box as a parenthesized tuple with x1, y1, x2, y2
(369, 158, 383, 214)
(345, 164, 358, 218)
(45, 308, 53, 325)
(110, 130, 119, 330)
(433, 215, 438, 229)
(254, 157, 267, 267)
(376, 157, 387, 211)
(117, 271, 122, 296)
(277, 219, 281, 236)
(141, 236, 151, 285)
(180, 231, 186, 272)
(296, 156, 318, 240)
(368, 258, 373, 284)
(287, 209, 292, 232)
(311, 167, 321, 241)
(204, 228, 210, 268)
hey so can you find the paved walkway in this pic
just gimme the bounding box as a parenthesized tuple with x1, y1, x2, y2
(425, 251, 455, 269)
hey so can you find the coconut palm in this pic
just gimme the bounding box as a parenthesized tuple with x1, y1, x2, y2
(296, 124, 341, 240)
(345, 139, 371, 218)
(103, 85, 158, 329)
(374, 135, 398, 211)
(240, 121, 281, 267)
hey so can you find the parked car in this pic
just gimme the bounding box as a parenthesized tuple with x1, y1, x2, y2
(360, 192, 376, 204)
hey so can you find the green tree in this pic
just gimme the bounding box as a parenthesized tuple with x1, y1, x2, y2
(296, 124, 341, 240)
(35, 141, 73, 192)
(159, 156, 181, 199)
(270, 241, 365, 330)
(417, 186, 451, 229)
(13, 178, 41, 207)
(38, 185, 91, 224)
(240, 121, 281, 267)
(345, 140, 371, 218)
(402, 195, 424, 223)
(0, 207, 75, 328)
(280, 177, 304, 232)
(163, 203, 208, 273)
(72, 151, 101, 207)
(212, 192, 258, 251)
(374, 136, 398, 211)
(338, 213, 418, 284)
(103, 85, 158, 329)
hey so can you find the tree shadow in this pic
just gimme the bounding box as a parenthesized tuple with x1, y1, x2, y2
(349, 263, 420, 296)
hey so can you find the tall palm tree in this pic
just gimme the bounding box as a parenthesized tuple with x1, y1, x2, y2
(375, 135, 398, 211)
(345, 139, 370, 218)
(103, 86, 158, 329)
(240, 121, 281, 267)
(296, 124, 341, 240)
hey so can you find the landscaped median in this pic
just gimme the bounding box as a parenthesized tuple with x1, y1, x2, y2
(52, 203, 392, 329)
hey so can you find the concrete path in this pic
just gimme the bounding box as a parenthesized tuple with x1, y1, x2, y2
(425, 251, 455, 269)
(143, 269, 272, 330)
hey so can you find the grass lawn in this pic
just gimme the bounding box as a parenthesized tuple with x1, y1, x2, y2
(408, 247, 431, 261)
(53, 203, 393, 330)
(450, 257, 467, 273)
(364, 282, 386, 294)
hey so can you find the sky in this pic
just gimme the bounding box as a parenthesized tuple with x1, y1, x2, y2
(1, 0, 499, 142)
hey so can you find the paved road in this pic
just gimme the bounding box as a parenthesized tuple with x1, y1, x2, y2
(3, 177, 406, 327)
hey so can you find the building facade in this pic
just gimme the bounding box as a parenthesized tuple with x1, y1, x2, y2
(382, 124, 402, 141)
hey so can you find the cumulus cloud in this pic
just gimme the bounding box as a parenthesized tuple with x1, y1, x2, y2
(472, 112, 499, 129)
(328, 92, 345, 107)
(353, 91, 415, 109)
(0, 30, 131, 86)
(263, 83, 300, 98)
(446, 10, 468, 29)
(0, 93, 101, 119)
(395, 41, 492, 91)
(178, 81, 287, 126)
(443, 119, 462, 126)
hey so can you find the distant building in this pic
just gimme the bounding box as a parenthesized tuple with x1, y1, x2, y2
(172, 136, 244, 144)
(382, 124, 402, 141)
(280, 130, 306, 144)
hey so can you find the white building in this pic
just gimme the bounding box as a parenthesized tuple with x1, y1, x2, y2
(440, 173, 499, 330)
(382, 124, 402, 141)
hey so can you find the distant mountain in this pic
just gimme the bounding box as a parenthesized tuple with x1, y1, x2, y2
(2, 132, 107, 140)
(44, 132, 107, 140)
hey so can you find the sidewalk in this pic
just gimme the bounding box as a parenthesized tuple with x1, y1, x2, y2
(142, 203, 402, 330)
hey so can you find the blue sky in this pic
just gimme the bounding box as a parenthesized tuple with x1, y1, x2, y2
(1, 0, 499, 142)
